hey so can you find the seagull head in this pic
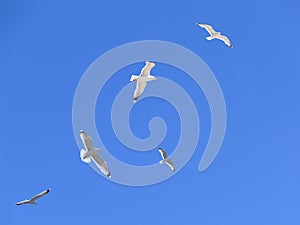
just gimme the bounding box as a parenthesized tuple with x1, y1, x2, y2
(80, 130, 85, 134)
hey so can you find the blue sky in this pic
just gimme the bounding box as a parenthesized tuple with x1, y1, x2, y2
(1, 0, 300, 224)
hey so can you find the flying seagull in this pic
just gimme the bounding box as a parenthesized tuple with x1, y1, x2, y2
(158, 147, 175, 172)
(196, 23, 233, 48)
(16, 189, 50, 206)
(79, 130, 111, 178)
(130, 61, 158, 103)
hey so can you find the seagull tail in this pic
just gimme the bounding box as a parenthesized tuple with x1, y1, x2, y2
(159, 159, 166, 164)
(95, 148, 103, 153)
(130, 75, 139, 82)
(146, 75, 158, 81)
(80, 149, 91, 163)
(159, 158, 171, 165)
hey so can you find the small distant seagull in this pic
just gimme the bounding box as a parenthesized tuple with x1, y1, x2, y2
(79, 130, 111, 178)
(130, 61, 158, 103)
(196, 23, 233, 48)
(16, 189, 50, 206)
(158, 147, 175, 172)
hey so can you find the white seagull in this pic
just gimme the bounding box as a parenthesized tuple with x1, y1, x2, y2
(16, 189, 50, 206)
(79, 130, 111, 178)
(196, 23, 233, 48)
(130, 61, 158, 103)
(158, 147, 175, 172)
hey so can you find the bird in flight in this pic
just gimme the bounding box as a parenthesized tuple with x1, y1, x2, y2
(79, 130, 111, 178)
(158, 147, 175, 172)
(16, 189, 50, 206)
(130, 61, 158, 103)
(196, 23, 233, 48)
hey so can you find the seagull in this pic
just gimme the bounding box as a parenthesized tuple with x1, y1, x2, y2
(79, 130, 111, 178)
(158, 147, 175, 172)
(130, 61, 158, 103)
(16, 189, 50, 206)
(196, 23, 233, 48)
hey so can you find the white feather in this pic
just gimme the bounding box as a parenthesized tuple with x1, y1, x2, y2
(130, 75, 139, 82)
(80, 149, 91, 163)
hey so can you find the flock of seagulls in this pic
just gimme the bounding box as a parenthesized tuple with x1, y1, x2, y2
(16, 22, 231, 207)
(129, 23, 232, 104)
(78, 130, 176, 178)
(79, 22, 232, 177)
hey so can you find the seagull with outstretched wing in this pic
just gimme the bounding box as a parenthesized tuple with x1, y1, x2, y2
(16, 189, 50, 206)
(130, 61, 158, 102)
(196, 23, 233, 48)
(158, 147, 175, 172)
(79, 130, 111, 178)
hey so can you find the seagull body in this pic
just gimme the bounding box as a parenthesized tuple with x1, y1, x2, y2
(158, 148, 175, 172)
(16, 189, 50, 206)
(79, 130, 111, 178)
(130, 61, 158, 103)
(196, 23, 233, 48)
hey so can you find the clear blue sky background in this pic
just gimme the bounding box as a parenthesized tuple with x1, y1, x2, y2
(1, 0, 299, 224)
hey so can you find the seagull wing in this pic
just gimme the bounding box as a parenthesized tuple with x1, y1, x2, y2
(158, 148, 167, 159)
(140, 61, 155, 76)
(133, 79, 147, 102)
(91, 154, 111, 178)
(80, 133, 94, 151)
(197, 23, 216, 36)
(166, 159, 175, 172)
(30, 189, 50, 201)
(16, 199, 30, 205)
(217, 34, 232, 48)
